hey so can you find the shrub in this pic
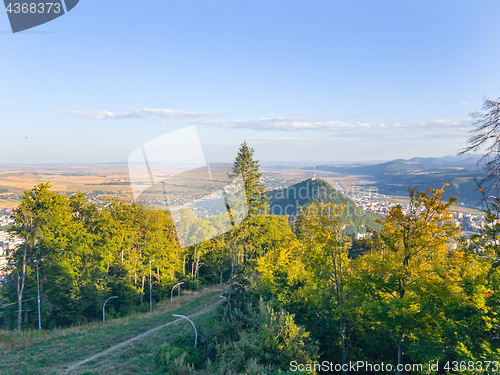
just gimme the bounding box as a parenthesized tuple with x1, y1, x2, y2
(155, 300, 318, 375)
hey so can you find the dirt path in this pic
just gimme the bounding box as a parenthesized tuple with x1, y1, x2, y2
(63, 301, 221, 374)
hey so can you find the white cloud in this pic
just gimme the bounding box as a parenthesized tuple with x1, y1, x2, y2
(392, 118, 471, 131)
(260, 137, 302, 141)
(200, 115, 471, 132)
(1, 105, 21, 109)
(460, 101, 470, 105)
(63, 108, 218, 119)
(350, 112, 383, 117)
(201, 115, 385, 131)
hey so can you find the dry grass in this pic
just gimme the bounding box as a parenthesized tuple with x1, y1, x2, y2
(0, 323, 92, 355)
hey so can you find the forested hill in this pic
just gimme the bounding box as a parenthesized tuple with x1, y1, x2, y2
(268, 178, 381, 235)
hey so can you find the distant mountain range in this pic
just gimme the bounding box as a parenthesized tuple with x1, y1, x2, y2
(309, 155, 485, 205)
(268, 178, 382, 235)
(312, 155, 482, 176)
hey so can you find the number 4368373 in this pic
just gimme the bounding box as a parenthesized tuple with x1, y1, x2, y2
(5, 3, 61, 14)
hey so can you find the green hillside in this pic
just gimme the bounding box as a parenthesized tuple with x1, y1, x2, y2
(268, 178, 382, 235)
(0, 287, 224, 375)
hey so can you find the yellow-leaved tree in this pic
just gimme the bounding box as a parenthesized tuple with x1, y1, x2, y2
(351, 186, 466, 374)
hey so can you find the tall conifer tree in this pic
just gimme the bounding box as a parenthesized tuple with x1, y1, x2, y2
(229, 142, 269, 216)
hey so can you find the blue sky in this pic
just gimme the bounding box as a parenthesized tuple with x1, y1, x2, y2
(1, 0, 500, 164)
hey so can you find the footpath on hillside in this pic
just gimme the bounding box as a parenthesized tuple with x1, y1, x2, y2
(0, 286, 224, 375)
(63, 301, 221, 374)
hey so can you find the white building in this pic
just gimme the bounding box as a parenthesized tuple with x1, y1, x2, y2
(0, 231, 23, 279)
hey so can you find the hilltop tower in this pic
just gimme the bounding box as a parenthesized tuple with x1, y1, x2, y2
(313, 163, 316, 181)
(207, 162, 213, 180)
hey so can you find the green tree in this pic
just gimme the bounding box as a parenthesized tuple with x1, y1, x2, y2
(464, 196, 500, 359)
(224, 215, 295, 320)
(9, 182, 57, 331)
(351, 186, 462, 374)
(295, 202, 351, 373)
(257, 203, 355, 370)
(229, 142, 269, 216)
(311, 203, 350, 372)
(4, 188, 188, 329)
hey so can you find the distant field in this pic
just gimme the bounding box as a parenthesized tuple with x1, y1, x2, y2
(0, 198, 20, 209)
(0, 164, 235, 208)
(0, 165, 132, 199)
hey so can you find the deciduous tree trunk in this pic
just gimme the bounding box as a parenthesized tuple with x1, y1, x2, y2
(340, 317, 347, 375)
(223, 247, 237, 321)
(141, 273, 145, 302)
(397, 332, 404, 375)
(16, 243, 28, 332)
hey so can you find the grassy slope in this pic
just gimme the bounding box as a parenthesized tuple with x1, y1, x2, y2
(0, 285, 224, 375)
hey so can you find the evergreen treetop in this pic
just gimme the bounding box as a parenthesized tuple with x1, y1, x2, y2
(229, 142, 269, 216)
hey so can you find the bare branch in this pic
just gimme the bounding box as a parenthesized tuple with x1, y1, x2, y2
(459, 97, 500, 196)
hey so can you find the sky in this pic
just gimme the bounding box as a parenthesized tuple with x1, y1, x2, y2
(1, 0, 500, 165)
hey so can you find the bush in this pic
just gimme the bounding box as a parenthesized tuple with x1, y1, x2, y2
(155, 300, 318, 375)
